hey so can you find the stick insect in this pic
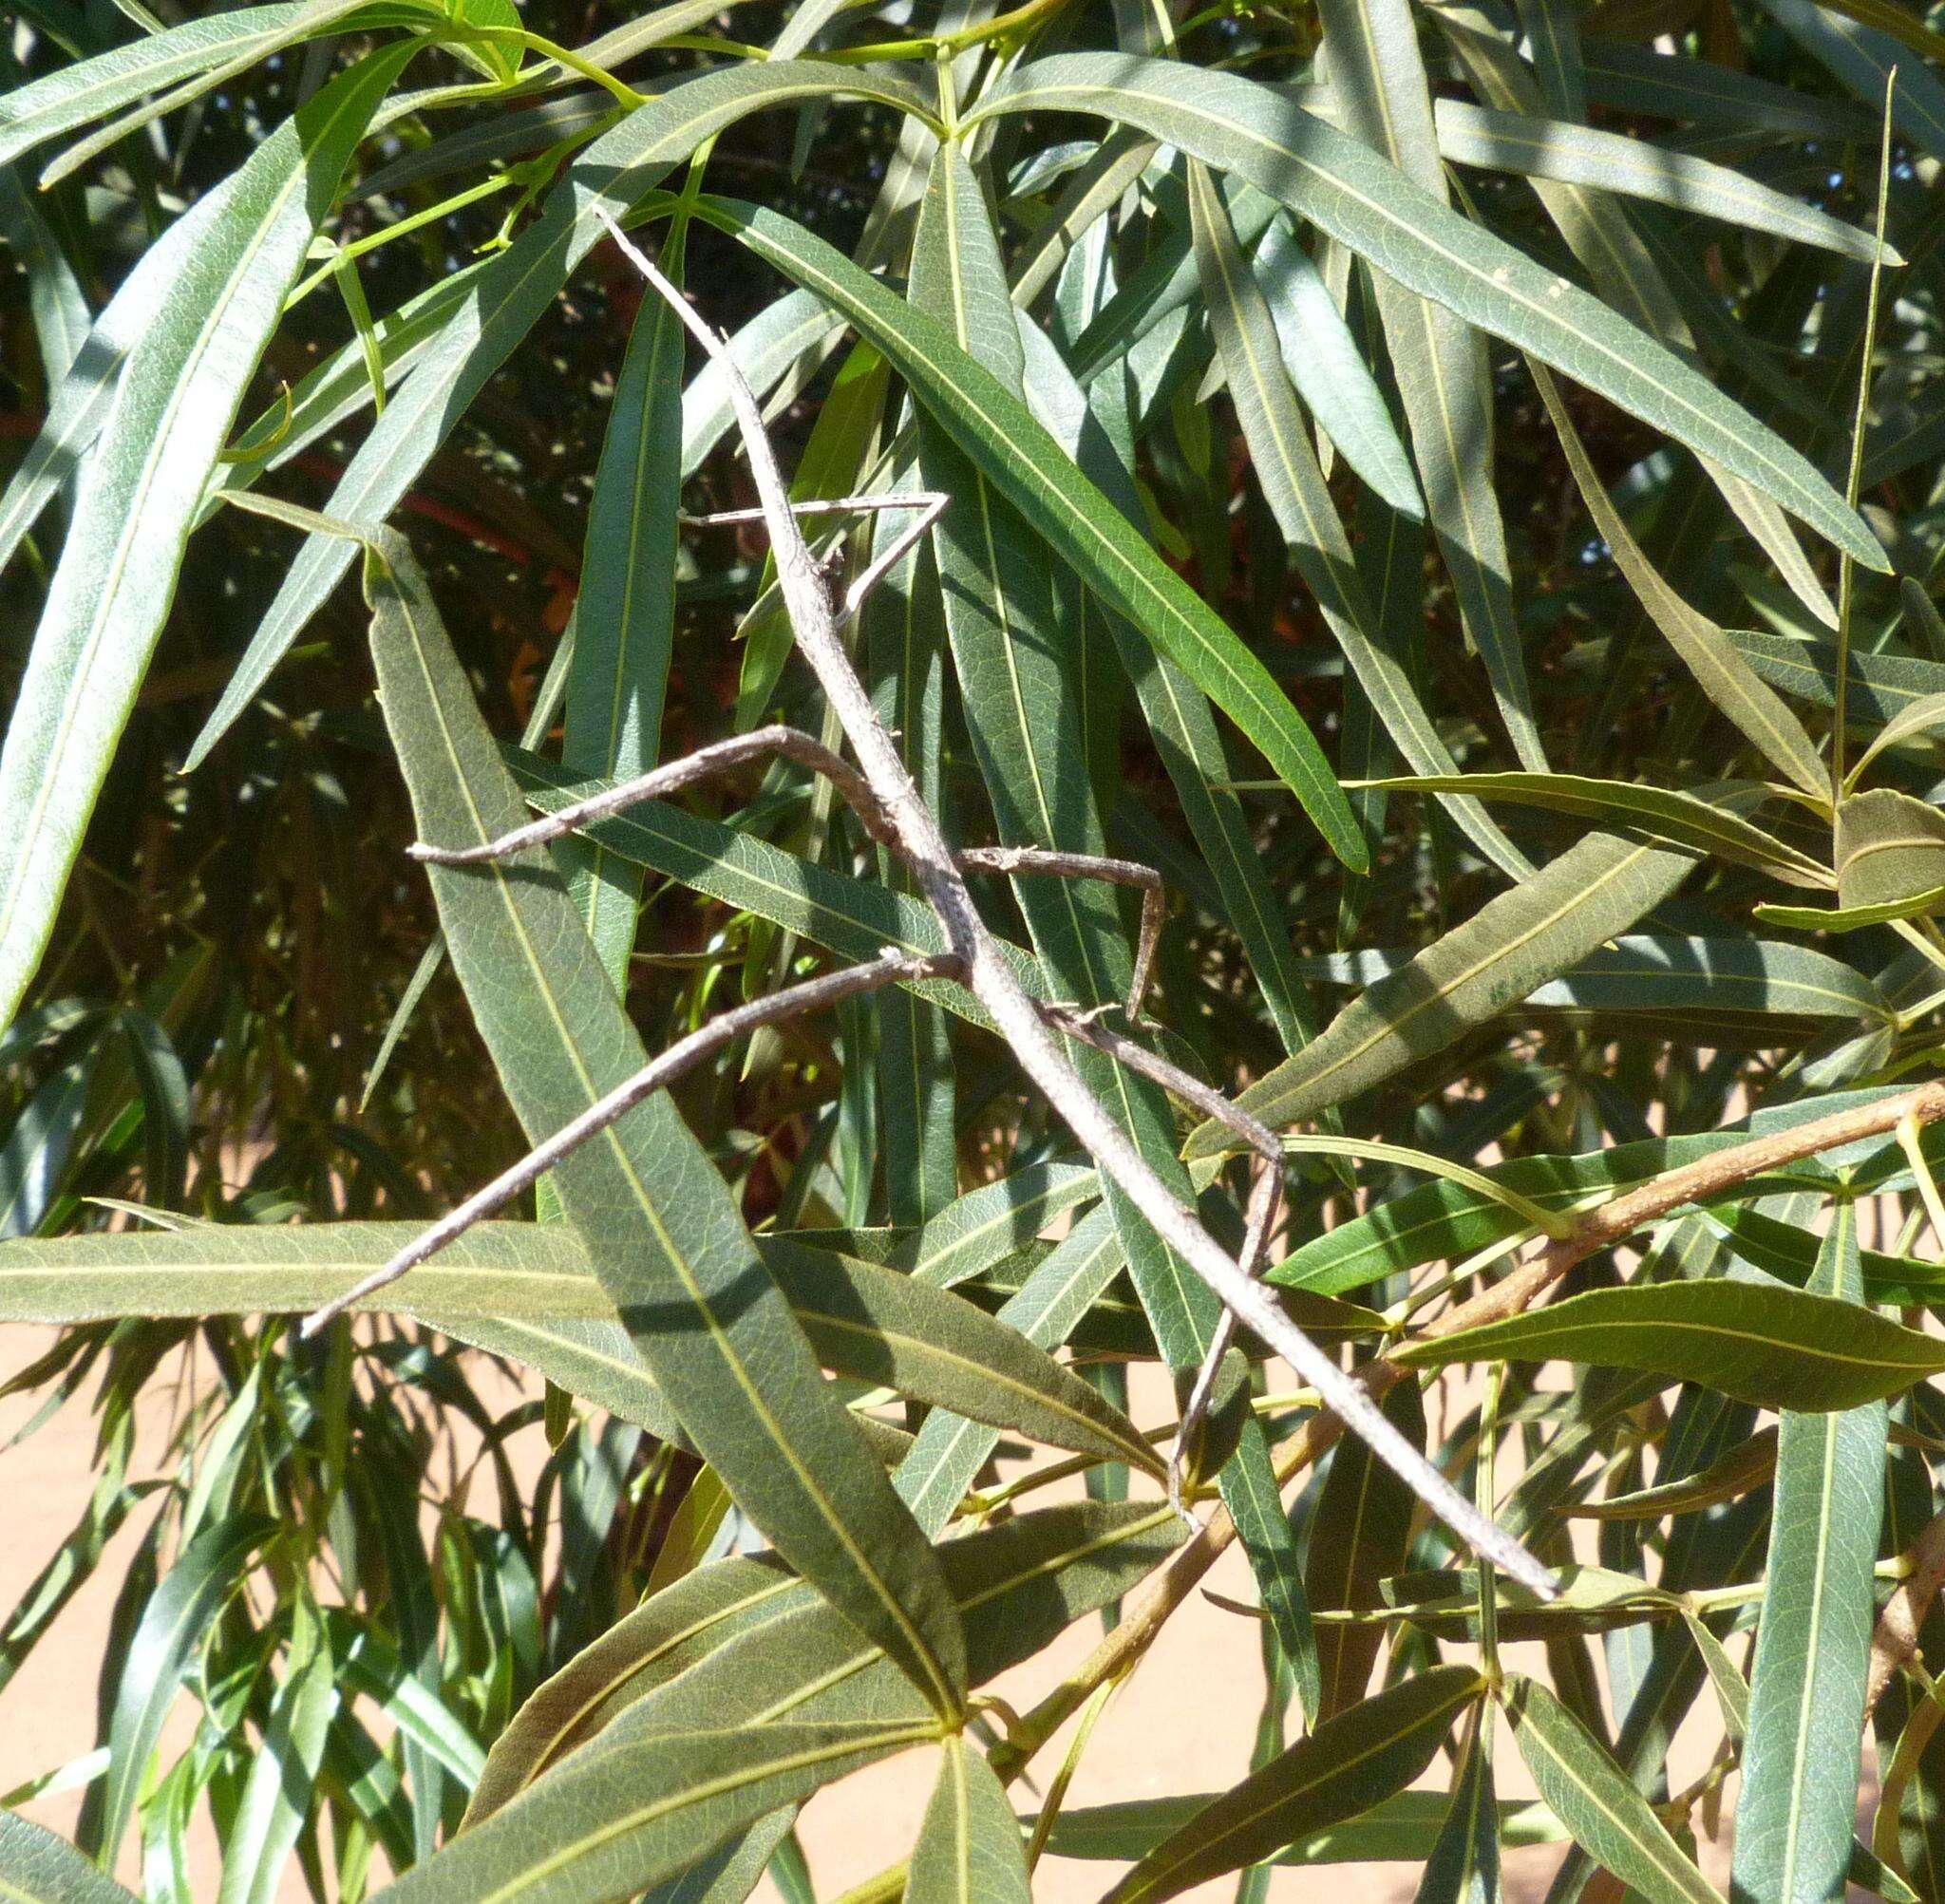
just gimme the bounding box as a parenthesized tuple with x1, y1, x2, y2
(303, 209, 1557, 1600)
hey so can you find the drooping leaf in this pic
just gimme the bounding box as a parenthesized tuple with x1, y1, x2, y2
(695, 194, 1364, 863)
(1731, 1200, 1887, 1904)
(90, 1516, 276, 1865)
(967, 56, 1884, 567)
(1501, 1673, 1721, 1904)
(363, 531, 967, 1719)
(0, 46, 415, 1034)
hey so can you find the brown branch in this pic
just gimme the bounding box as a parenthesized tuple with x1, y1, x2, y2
(990, 1077, 1945, 1778)
(1867, 1502, 1945, 1722)
(958, 846, 1165, 1020)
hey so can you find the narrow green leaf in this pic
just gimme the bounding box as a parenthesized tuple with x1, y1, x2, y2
(1340, 772, 1826, 885)
(0, 167, 87, 393)
(371, 1718, 940, 1904)
(1569, 1428, 1778, 1522)
(1273, 1128, 1746, 1297)
(1186, 159, 1532, 881)
(1253, 215, 1421, 519)
(1732, 1200, 1887, 1904)
(186, 60, 934, 770)
(1306, 1377, 1426, 1720)
(906, 1739, 1029, 1904)
(1527, 357, 1830, 801)
(556, 236, 684, 984)
(1432, 99, 1894, 263)
(969, 56, 1884, 569)
(864, 472, 957, 1226)
(1312, 0, 1542, 770)
(1501, 1673, 1720, 1904)
(894, 1205, 1123, 1536)
(0, 46, 413, 1035)
(1394, 1278, 1945, 1410)
(1038, 1790, 1565, 1866)
(1012, 302, 1330, 1054)
(92, 1516, 275, 1866)
(1100, 1667, 1483, 1903)
(0, 1, 361, 165)
(1414, 1726, 1500, 1904)
(697, 195, 1364, 865)
(1844, 692, 1945, 788)
(762, 1237, 1163, 1480)
(216, 1597, 339, 1904)
(897, 1162, 1099, 1288)
(1189, 832, 1693, 1152)
(364, 533, 967, 1719)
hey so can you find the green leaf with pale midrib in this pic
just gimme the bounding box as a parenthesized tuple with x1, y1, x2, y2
(1037, 1789, 1565, 1865)
(967, 54, 1881, 570)
(371, 1719, 941, 1904)
(1186, 160, 1532, 881)
(1188, 832, 1695, 1153)
(1340, 773, 1828, 885)
(1431, 98, 1894, 263)
(0, 47, 414, 1038)
(1502, 1673, 1721, 1904)
(690, 194, 1364, 866)
(907, 1740, 1029, 1904)
(364, 530, 967, 1720)
(185, 59, 935, 773)
(0, 1810, 142, 1904)
(1100, 1668, 1483, 1903)
(1731, 1202, 1886, 1904)
(465, 1501, 1180, 1824)
(1395, 1277, 1945, 1409)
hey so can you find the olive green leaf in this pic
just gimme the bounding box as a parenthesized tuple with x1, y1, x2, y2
(364, 532, 967, 1719)
(0, 1810, 142, 1904)
(1731, 1201, 1887, 1904)
(1188, 832, 1694, 1152)
(1834, 789, 1945, 916)
(695, 195, 1364, 863)
(906, 1739, 1029, 1904)
(1527, 356, 1830, 802)
(966, 55, 1883, 569)
(0, 45, 415, 1037)
(1501, 1674, 1721, 1904)
(1100, 1668, 1483, 1903)
(1395, 1278, 1945, 1410)
(1336, 772, 1828, 886)
(1036, 1790, 1566, 1865)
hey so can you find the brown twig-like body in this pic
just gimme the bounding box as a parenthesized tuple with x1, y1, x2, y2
(585, 211, 1558, 1597)
(299, 948, 960, 1332)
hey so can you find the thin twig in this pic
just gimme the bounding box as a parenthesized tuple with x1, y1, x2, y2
(405, 725, 902, 863)
(960, 846, 1165, 1020)
(592, 206, 1558, 1599)
(298, 949, 959, 1334)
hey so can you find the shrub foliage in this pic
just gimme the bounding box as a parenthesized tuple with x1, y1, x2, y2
(5, 0, 1945, 1899)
